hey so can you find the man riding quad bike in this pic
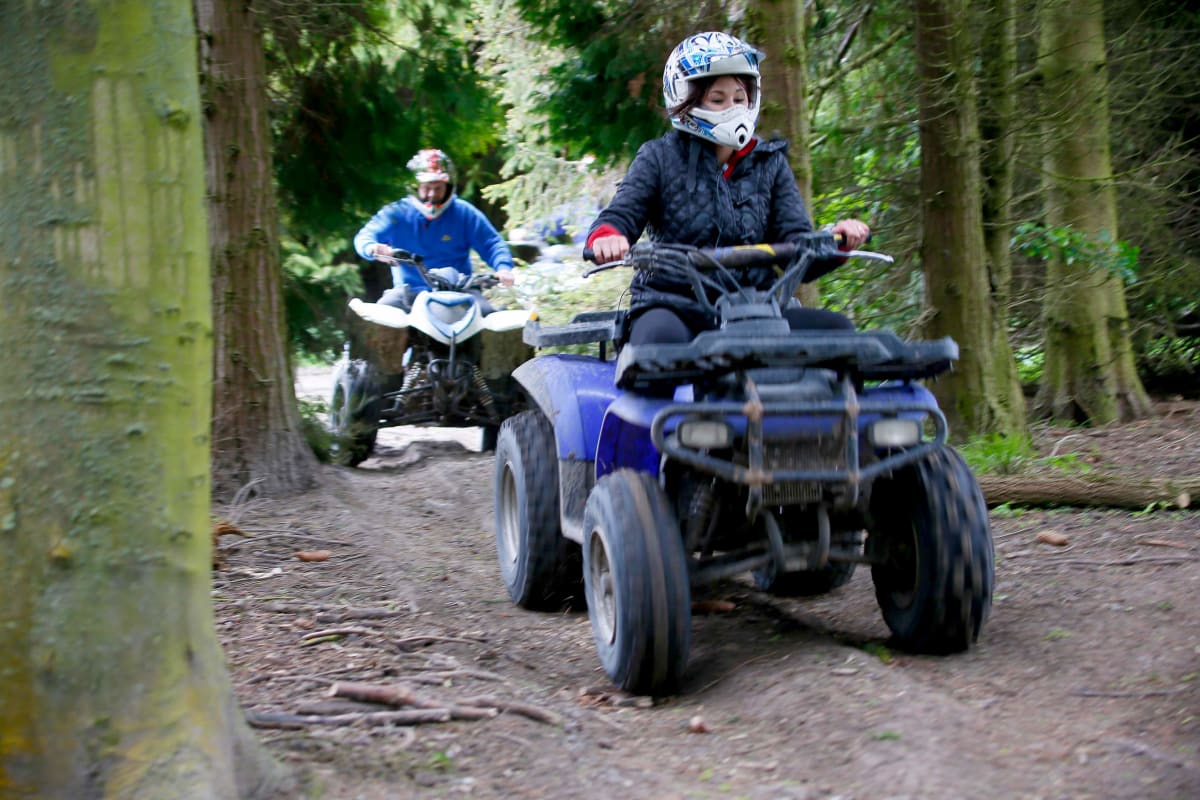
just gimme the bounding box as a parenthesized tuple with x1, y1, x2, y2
(492, 234, 994, 695)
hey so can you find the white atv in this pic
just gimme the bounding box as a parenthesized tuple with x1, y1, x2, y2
(328, 250, 533, 465)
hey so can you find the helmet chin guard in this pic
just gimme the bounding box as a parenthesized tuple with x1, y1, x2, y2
(409, 193, 455, 221)
(687, 105, 756, 149)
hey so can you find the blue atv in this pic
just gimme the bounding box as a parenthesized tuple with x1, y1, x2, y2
(493, 234, 993, 695)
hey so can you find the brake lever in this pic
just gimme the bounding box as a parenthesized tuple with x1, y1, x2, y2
(844, 249, 894, 264)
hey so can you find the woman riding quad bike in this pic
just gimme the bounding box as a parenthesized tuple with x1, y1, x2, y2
(494, 235, 994, 695)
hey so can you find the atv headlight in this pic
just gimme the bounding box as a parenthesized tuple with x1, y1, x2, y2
(869, 417, 921, 448)
(677, 418, 734, 449)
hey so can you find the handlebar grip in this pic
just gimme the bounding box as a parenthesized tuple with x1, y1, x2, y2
(582, 247, 596, 263)
(700, 243, 800, 269)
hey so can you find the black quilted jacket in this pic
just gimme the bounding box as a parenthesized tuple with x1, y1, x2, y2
(588, 130, 843, 328)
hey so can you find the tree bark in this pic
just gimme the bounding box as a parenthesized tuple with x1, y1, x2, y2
(914, 0, 1026, 438)
(978, 0, 1018, 331)
(0, 1, 286, 796)
(196, 0, 319, 500)
(749, 0, 821, 307)
(1034, 0, 1153, 424)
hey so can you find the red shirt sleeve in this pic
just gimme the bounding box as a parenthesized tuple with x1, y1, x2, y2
(586, 224, 623, 250)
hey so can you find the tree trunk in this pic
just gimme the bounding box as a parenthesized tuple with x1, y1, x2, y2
(978, 0, 1017, 329)
(196, 0, 319, 500)
(749, 0, 823, 307)
(1034, 0, 1153, 424)
(914, 0, 1026, 438)
(979, 474, 1196, 510)
(0, 1, 286, 797)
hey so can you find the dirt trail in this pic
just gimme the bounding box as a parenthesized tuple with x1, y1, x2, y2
(214, 408, 1200, 799)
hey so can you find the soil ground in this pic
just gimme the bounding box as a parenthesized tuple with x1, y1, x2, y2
(214, 383, 1200, 799)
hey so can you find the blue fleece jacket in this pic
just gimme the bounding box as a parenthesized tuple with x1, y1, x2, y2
(353, 196, 513, 291)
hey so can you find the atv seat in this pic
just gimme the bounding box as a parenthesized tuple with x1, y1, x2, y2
(615, 329, 958, 390)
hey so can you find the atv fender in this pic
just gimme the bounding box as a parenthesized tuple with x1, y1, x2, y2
(512, 355, 620, 544)
(594, 392, 683, 479)
(483, 309, 533, 332)
(512, 355, 618, 462)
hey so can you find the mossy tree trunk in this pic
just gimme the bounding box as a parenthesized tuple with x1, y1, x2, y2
(914, 0, 1026, 438)
(1035, 0, 1152, 423)
(978, 0, 1018, 336)
(196, 0, 319, 500)
(748, 0, 821, 306)
(0, 1, 286, 797)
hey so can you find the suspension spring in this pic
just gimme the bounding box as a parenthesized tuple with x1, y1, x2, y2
(472, 366, 498, 417)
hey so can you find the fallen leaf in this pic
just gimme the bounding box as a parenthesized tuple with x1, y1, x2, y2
(688, 715, 709, 733)
(692, 599, 736, 615)
(212, 519, 249, 538)
(1036, 530, 1069, 547)
(295, 550, 332, 562)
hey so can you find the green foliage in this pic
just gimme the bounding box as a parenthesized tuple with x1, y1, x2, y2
(282, 238, 362, 361)
(297, 397, 334, 462)
(481, 147, 611, 239)
(1013, 346, 1044, 387)
(507, 0, 735, 163)
(490, 257, 628, 321)
(272, 39, 505, 244)
(1135, 332, 1200, 394)
(958, 433, 1089, 477)
(1012, 223, 1141, 283)
(861, 642, 894, 664)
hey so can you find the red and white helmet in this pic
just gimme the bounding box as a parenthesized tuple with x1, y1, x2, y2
(662, 32, 764, 149)
(407, 149, 455, 186)
(406, 149, 456, 220)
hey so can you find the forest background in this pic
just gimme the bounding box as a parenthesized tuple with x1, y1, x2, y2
(1, 1, 1198, 796)
(271, 0, 1199, 416)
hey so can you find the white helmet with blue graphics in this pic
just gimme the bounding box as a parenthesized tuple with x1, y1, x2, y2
(662, 31, 764, 149)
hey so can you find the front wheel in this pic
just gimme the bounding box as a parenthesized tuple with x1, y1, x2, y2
(583, 470, 691, 695)
(868, 446, 994, 653)
(328, 358, 381, 467)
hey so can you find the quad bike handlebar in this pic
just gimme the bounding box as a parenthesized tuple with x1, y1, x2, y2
(375, 247, 498, 292)
(582, 234, 893, 315)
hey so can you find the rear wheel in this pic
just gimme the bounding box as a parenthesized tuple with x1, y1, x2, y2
(328, 358, 381, 467)
(583, 470, 691, 695)
(494, 410, 579, 609)
(868, 446, 993, 653)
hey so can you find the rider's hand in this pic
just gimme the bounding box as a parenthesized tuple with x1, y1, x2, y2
(832, 219, 870, 250)
(497, 269, 515, 287)
(370, 243, 394, 261)
(592, 234, 630, 264)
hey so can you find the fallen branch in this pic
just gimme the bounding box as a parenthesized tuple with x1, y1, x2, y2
(328, 681, 424, 707)
(224, 532, 354, 548)
(1071, 687, 1188, 698)
(979, 473, 1197, 510)
(409, 669, 506, 685)
(460, 695, 564, 726)
(300, 627, 377, 644)
(317, 608, 407, 623)
(1134, 538, 1194, 550)
(1013, 556, 1196, 569)
(394, 634, 486, 649)
(326, 681, 531, 724)
(246, 708, 452, 728)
